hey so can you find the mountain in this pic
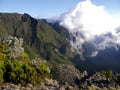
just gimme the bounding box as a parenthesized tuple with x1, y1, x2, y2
(0, 13, 74, 66)
(47, 20, 120, 73)
(0, 12, 120, 73)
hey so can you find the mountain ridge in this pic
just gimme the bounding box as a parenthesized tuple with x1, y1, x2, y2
(1, 12, 120, 73)
(0, 12, 74, 66)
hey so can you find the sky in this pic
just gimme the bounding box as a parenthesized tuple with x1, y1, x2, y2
(0, 0, 120, 19)
(0, 0, 120, 58)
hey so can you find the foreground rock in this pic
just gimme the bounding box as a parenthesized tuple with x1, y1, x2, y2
(0, 74, 120, 90)
(0, 79, 79, 90)
(51, 64, 84, 84)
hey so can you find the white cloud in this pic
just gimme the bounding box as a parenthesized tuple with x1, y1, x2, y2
(59, 0, 120, 58)
(60, 0, 119, 37)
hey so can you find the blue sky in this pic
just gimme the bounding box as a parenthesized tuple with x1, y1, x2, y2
(0, 0, 120, 19)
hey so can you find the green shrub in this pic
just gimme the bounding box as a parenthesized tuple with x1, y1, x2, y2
(31, 58, 50, 78)
(36, 61, 50, 78)
(0, 38, 50, 85)
(3, 59, 50, 86)
(4, 60, 24, 84)
(0, 60, 4, 83)
(100, 70, 113, 79)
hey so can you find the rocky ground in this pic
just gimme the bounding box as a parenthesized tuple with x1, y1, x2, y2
(0, 64, 120, 90)
(0, 79, 79, 90)
(1, 72, 120, 90)
(1, 81, 120, 90)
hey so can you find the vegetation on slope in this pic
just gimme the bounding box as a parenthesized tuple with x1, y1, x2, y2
(0, 36, 50, 85)
(0, 13, 74, 66)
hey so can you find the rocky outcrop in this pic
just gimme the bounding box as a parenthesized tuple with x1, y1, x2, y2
(51, 64, 89, 87)
(3, 36, 24, 60)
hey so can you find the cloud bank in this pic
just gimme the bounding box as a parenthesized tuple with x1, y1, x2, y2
(59, 0, 120, 59)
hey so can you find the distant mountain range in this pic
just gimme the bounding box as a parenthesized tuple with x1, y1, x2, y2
(0, 13, 120, 73)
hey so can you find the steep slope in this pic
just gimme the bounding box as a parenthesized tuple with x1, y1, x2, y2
(1, 13, 120, 73)
(47, 20, 120, 73)
(0, 13, 74, 65)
